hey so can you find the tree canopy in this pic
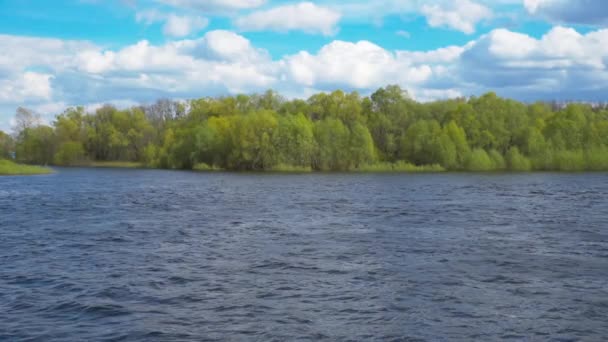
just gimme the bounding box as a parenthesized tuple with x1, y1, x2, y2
(7, 86, 608, 171)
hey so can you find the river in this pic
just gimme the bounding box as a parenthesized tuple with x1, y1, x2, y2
(1, 168, 607, 340)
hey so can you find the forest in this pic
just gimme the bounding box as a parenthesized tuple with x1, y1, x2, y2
(2, 85, 608, 172)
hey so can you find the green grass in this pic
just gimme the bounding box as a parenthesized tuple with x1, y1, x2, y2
(89, 161, 144, 168)
(356, 161, 446, 173)
(0, 159, 52, 175)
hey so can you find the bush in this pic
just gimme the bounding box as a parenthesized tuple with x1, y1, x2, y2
(193, 163, 223, 171)
(506, 147, 532, 171)
(554, 150, 586, 171)
(585, 148, 608, 171)
(488, 149, 506, 170)
(465, 149, 495, 171)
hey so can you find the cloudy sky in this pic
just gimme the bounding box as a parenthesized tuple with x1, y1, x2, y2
(1, 0, 608, 130)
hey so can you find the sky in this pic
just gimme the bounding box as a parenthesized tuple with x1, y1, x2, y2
(1, 0, 608, 130)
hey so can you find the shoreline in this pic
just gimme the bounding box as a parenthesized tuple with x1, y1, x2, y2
(0, 159, 53, 176)
(50, 162, 608, 174)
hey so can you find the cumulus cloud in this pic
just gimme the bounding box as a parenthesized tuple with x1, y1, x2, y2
(189, 30, 269, 63)
(421, 0, 492, 34)
(0, 72, 53, 103)
(286, 40, 433, 89)
(459, 26, 608, 99)
(68, 31, 278, 103)
(0, 34, 95, 75)
(5, 25, 608, 132)
(235, 2, 341, 36)
(524, 0, 608, 25)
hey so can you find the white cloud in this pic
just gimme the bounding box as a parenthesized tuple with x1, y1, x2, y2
(0, 34, 95, 76)
(135, 9, 165, 24)
(523, 0, 542, 13)
(5, 25, 608, 132)
(0, 72, 53, 103)
(524, 0, 608, 25)
(66, 30, 278, 102)
(286, 40, 437, 90)
(421, 0, 492, 34)
(136, 10, 208, 37)
(398, 46, 465, 64)
(411, 88, 464, 102)
(84, 99, 140, 113)
(459, 26, 608, 99)
(191, 30, 269, 63)
(235, 2, 341, 36)
(163, 14, 208, 37)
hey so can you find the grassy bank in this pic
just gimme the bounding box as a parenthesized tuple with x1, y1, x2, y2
(195, 162, 443, 173)
(0, 159, 52, 175)
(356, 162, 446, 173)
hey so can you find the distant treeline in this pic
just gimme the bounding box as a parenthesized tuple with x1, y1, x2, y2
(3, 85, 608, 172)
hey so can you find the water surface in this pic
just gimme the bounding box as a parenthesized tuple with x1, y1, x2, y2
(1, 168, 608, 340)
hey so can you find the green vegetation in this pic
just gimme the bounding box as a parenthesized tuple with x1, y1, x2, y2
(193, 163, 223, 172)
(270, 164, 312, 173)
(356, 162, 445, 173)
(5, 86, 608, 172)
(0, 130, 13, 159)
(89, 161, 144, 168)
(0, 159, 52, 175)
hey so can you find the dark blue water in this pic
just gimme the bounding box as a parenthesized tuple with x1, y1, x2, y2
(1, 168, 608, 341)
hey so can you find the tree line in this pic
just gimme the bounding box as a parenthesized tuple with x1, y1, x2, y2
(3, 85, 608, 172)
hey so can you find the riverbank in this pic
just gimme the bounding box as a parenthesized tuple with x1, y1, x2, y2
(0, 159, 52, 175)
(89, 161, 144, 168)
(47, 160, 608, 173)
(192, 162, 446, 173)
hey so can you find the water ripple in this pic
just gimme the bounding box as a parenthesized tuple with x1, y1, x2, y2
(1, 169, 608, 340)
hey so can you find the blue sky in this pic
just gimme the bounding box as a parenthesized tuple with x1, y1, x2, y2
(1, 0, 608, 130)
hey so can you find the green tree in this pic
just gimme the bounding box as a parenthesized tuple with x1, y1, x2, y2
(16, 125, 55, 165)
(465, 149, 494, 171)
(275, 114, 315, 168)
(54, 141, 86, 166)
(314, 118, 351, 171)
(506, 147, 531, 171)
(349, 122, 376, 168)
(0, 130, 13, 158)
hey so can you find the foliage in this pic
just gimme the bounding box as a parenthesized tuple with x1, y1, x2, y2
(270, 164, 313, 172)
(54, 141, 86, 166)
(356, 161, 445, 172)
(0, 130, 13, 158)
(193, 163, 223, 171)
(89, 161, 144, 168)
(506, 147, 532, 171)
(9, 85, 608, 172)
(465, 149, 496, 171)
